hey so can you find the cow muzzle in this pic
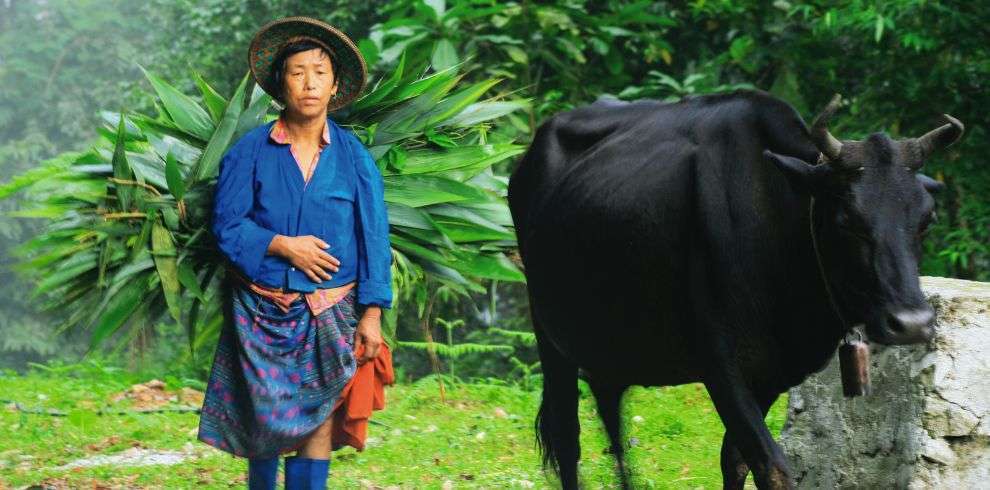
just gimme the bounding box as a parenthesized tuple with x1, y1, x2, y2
(868, 307, 935, 345)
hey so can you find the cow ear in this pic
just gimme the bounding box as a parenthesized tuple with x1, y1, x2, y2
(764, 150, 829, 193)
(916, 173, 946, 195)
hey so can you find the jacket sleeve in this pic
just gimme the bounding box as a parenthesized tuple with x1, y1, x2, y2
(351, 135, 394, 309)
(211, 140, 278, 280)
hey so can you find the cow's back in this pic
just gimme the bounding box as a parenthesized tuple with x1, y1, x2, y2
(508, 90, 826, 385)
(508, 97, 723, 383)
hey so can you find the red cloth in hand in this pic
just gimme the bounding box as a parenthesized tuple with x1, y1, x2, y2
(330, 342, 394, 451)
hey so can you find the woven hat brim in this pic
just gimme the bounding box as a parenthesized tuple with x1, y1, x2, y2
(249, 17, 367, 112)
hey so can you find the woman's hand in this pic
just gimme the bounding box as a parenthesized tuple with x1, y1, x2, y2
(354, 306, 383, 365)
(269, 235, 340, 283)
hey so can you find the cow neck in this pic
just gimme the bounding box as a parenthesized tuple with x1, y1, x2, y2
(808, 194, 855, 339)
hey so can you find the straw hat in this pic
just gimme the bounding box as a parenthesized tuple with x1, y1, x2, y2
(248, 16, 367, 112)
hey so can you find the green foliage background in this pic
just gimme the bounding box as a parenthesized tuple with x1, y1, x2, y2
(0, 0, 987, 382)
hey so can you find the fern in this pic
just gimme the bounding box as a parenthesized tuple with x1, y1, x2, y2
(397, 341, 513, 358)
(489, 327, 536, 346)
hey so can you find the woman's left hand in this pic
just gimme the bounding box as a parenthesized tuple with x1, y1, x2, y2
(354, 306, 383, 365)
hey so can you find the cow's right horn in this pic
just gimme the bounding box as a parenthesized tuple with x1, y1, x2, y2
(811, 94, 844, 162)
(915, 114, 964, 162)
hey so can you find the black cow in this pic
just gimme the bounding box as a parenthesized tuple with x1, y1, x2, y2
(507, 90, 963, 489)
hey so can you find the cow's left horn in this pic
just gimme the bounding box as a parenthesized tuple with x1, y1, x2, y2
(811, 94, 844, 162)
(915, 114, 965, 162)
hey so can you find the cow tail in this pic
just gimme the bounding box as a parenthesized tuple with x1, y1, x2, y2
(534, 320, 581, 488)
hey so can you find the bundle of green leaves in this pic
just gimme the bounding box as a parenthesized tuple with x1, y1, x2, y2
(0, 53, 529, 354)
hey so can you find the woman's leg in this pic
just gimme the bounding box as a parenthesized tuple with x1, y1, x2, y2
(285, 415, 334, 489)
(296, 415, 333, 458)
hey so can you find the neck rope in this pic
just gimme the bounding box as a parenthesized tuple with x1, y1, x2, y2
(808, 195, 862, 343)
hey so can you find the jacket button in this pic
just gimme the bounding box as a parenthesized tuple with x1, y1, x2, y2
(291, 267, 296, 271)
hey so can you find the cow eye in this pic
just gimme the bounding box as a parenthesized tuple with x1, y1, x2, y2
(835, 211, 854, 229)
(835, 214, 859, 234)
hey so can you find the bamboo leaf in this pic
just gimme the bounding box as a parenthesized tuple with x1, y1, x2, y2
(164, 151, 185, 200)
(449, 251, 525, 282)
(178, 260, 206, 301)
(386, 63, 460, 103)
(192, 70, 228, 124)
(387, 202, 436, 230)
(390, 233, 452, 265)
(351, 51, 406, 112)
(139, 65, 215, 141)
(234, 82, 273, 142)
(151, 218, 182, 323)
(191, 71, 250, 183)
(387, 143, 524, 176)
(383, 174, 494, 207)
(425, 78, 502, 126)
(429, 212, 515, 242)
(431, 38, 458, 71)
(110, 114, 134, 211)
(33, 252, 99, 296)
(88, 275, 147, 350)
(441, 100, 529, 127)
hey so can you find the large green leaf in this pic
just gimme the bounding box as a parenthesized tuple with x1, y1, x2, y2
(427, 205, 516, 242)
(387, 202, 436, 229)
(190, 72, 250, 182)
(449, 250, 524, 282)
(177, 260, 206, 302)
(88, 275, 148, 350)
(110, 114, 134, 211)
(441, 100, 529, 127)
(431, 38, 459, 71)
(151, 219, 181, 323)
(424, 78, 501, 126)
(164, 151, 185, 200)
(351, 51, 406, 113)
(234, 83, 273, 142)
(33, 251, 99, 296)
(192, 70, 228, 124)
(383, 174, 495, 207)
(386, 143, 524, 176)
(139, 65, 215, 141)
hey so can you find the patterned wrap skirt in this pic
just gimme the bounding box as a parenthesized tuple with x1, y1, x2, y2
(197, 278, 360, 458)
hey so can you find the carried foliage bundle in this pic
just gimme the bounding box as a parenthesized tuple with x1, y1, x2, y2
(1, 53, 528, 353)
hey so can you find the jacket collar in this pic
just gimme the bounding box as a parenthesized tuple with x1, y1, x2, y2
(269, 113, 332, 148)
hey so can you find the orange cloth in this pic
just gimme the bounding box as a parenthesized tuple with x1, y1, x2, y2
(330, 341, 395, 451)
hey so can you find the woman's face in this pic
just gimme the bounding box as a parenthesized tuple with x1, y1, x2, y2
(280, 47, 338, 119)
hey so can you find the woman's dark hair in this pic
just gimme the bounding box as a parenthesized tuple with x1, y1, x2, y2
(267, 39, 337, 103)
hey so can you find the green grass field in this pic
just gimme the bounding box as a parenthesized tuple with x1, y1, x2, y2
(0, 364, 787, 489)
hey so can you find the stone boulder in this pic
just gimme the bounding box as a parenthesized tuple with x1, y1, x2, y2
(779, 276, 990, 489)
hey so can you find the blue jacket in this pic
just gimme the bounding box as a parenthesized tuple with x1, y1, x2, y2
(211, 116, 393, 309)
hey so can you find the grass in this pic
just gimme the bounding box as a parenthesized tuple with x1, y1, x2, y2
(0, 363, 788, 489)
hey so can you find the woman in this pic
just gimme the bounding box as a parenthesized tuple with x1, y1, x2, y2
(197, 16, 393, 490)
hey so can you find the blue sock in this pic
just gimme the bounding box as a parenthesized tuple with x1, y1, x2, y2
(309, 458, 330, 489)
(285, 456, 330, 490)
(247, 456, 279, 490)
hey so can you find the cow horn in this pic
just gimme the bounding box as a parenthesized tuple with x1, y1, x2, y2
(915, 114, 964, 162)
(811, 94, 844, 162)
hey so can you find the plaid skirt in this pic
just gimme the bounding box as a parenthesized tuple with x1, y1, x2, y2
(197, 279, 360, 458)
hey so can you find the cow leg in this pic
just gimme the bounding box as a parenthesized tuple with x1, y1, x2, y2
(720, 432, 749, 490)
(720, 391, 781, 489)
(589, 381, 631, 489)
(704, 372, 792, 490)
(533, 318, 581, 490)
